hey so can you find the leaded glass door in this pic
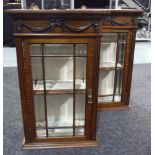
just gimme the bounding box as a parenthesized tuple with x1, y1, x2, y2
(22, 38, 97, 142)
(98, 33, 127, 105)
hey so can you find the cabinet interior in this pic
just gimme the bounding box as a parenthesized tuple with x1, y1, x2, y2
(30, 43, 87, 137)
(98, 33, 127, 103)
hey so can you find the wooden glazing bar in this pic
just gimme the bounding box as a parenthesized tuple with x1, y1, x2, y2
(41, 44, 48, 137)
(30, 55, 87, 57)
(36, 125, 85, 130)
(33, 89, 85, 95)
(98, 93, 120, 97)
(73, 44, 76, 136)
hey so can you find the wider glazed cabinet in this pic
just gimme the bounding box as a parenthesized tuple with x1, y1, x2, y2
(6, 9, 143, 149)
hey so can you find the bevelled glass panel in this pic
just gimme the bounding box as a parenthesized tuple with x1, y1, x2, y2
(98, 95, 121, 103)
(75, 128, 84, 136)
(115, 70, 123, 100)
(44, 44, 73, 56)
(30, 44, 42, 55)
(75, 56, 86, 127)
(36, 129, 46, 137)
(31, 57, 44, 91)
(76, 44, 87, 56)
(44, 57, 73, 91)
(75, 57, 86, 89)
(101, 33, 117, 43)
(46, 94, 73, 127)
(75, 94, 85, 126)
(100, 42, 117, 67)
(34, 95, 46, 128)
(98, 70, 115, 95)
(48, 128, 73, 137)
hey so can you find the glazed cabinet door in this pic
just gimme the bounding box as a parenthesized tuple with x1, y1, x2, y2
(98, 31, 136, 109)
(18, 38, 98, 144)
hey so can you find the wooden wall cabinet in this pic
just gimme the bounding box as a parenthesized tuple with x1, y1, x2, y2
(6, 9, 143, 149)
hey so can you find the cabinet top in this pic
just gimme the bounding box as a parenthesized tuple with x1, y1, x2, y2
(5, 9, 143, 17)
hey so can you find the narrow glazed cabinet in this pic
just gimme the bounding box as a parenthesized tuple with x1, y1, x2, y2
(17, 38, 99, 148)
(6, 9, 143, 148)
(98, 32, 130, 110)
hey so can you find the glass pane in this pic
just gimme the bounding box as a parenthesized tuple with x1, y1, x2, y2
(100, 42, 117, 67)
(46, 94, 73, 127)
(26, 0, 42, 9)
(45, 57, 73, 91)
(48, 128, 73, 137)
(36, 129, 46, 137)
(30, 44, 42, 56)
(75, 56, 86, 127)
(98, 70, 115, 95)
(76, 44, 87, 56)
(75, 57, 86, 89)
(75, 94, 85, 126)
(44, 44, 73, 55)
(118, 33, 127, 65)
(34, 95, 46, 128)
(98, 95, 121, 103)
(31, 57, 44, 91)
(44, 0, 70, 9)
(75, 128, 84, 136)
(115, 70, 123, 101)
(101, 33, 117, 43)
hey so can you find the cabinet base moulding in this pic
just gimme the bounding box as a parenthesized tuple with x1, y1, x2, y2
(22, 139, 99, 149)
(98, 105, 131, 111)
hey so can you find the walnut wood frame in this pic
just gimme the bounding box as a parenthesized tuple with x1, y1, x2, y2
(6, 9, 143, 148)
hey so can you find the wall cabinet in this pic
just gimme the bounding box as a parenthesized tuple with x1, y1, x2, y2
(6, 9, 142, 148)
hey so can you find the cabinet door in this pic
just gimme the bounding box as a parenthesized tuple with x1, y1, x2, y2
(22, 38, 97, 142)
(98, 32, 127, 105)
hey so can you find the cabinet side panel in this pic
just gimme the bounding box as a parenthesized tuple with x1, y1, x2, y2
(15, 38, 30, 142)
(15, 38, 36, 142)
(125, 31, 137, 104)
(122, 30, 136, 104)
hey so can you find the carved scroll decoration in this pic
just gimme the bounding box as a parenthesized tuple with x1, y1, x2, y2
(102, 16, 132, 25)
